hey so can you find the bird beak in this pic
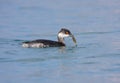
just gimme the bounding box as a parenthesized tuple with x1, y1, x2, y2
(70, 34, 77, 46)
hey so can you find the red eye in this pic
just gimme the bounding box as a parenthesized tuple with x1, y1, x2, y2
(65, 32, 69, 34)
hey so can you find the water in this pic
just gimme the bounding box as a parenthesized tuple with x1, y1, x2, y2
(0, 0, 120, 83)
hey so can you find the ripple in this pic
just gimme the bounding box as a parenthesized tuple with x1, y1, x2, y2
(85, 53, 120, 59)
(102, 67, 120, 72)
(81, 61, 97, 65)
(76, 30, 120, 35)
(0, 58, 45, 63)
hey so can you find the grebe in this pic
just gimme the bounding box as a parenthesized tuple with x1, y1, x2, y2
(22, 28, 77, 48)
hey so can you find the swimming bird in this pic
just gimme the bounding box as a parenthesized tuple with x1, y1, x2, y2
(22, 28, 77, 48)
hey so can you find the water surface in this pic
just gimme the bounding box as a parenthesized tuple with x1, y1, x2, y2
(0, 0, 120, 83)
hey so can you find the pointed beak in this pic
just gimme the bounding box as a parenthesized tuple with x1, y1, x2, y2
(70, 34, 77, 46)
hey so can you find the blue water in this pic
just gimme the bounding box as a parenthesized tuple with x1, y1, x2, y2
(0, 0, 120, 83)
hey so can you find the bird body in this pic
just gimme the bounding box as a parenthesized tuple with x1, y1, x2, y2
(22, 39, 65, 48)
(22, 28, 76, 48)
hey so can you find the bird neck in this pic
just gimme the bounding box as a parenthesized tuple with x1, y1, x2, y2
(57, 36, 64, 44)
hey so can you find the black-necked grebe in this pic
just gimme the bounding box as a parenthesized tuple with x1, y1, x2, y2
(22, 28, 77, 48)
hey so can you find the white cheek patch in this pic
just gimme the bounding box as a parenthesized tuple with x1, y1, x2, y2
(58, 33, 69, 38)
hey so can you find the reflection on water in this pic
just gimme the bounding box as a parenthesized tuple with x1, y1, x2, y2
(0, 0, 120, 83)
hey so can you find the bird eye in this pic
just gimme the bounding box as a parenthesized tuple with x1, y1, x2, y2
(65, 31, 69, 34)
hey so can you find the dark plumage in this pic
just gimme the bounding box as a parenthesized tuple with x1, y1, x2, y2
(22, 28, 76, 48)
(22, 39, 65, 48)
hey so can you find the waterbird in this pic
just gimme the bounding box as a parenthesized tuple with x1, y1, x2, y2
(22, 28, 77, 48)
